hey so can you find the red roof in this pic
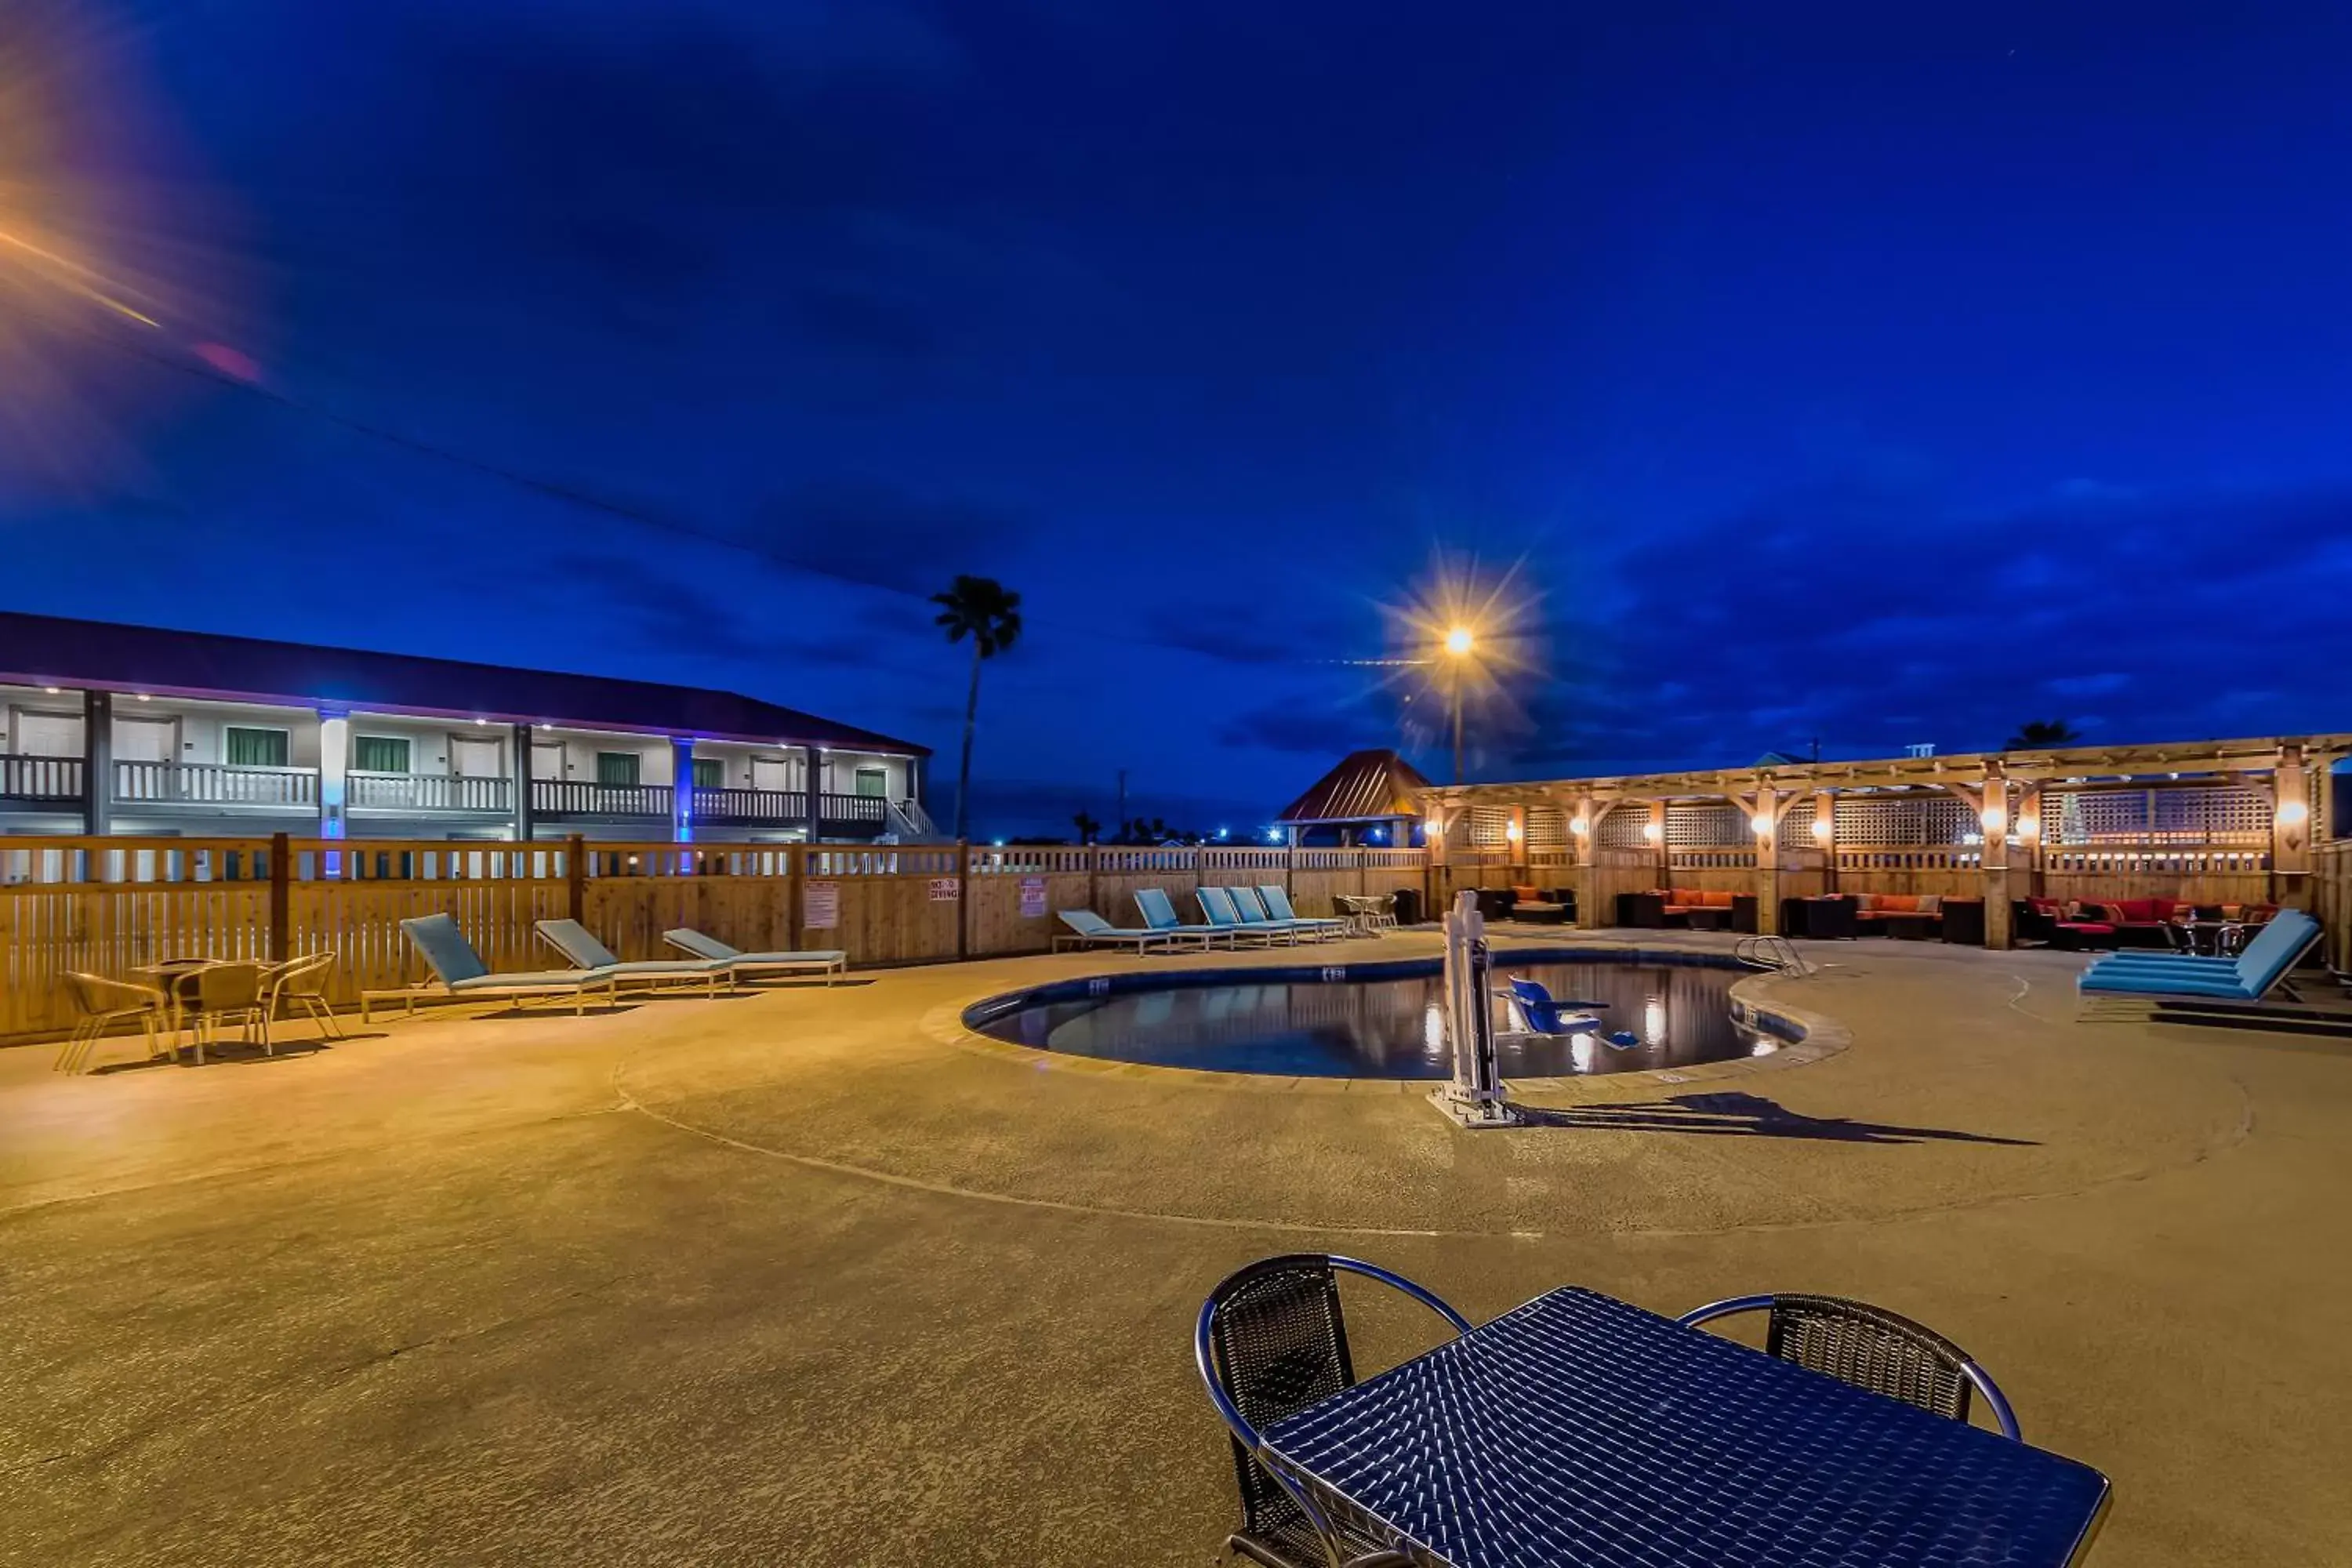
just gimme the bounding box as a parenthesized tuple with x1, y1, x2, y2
(1277, 749, 1433, 822)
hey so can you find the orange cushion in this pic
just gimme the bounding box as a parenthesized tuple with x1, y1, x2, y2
(1704, 890, 1733, 908)
(1512, 885, 1541, 901)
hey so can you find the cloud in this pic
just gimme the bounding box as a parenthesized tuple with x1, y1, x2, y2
(749, 479, 1032, 594)
(1530, 478, 2352, 769)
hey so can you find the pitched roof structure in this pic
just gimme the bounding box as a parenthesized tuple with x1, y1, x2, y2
(1276, 748, 1434, 823)
(0, 611, 927, 754)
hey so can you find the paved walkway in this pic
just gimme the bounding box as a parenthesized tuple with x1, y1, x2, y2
(2, 934, 2345, 1565)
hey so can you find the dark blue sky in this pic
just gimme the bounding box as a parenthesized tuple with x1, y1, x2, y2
(4, 2, 2349, 834)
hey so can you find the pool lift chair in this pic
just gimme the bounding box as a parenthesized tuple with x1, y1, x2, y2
(1492, 976, 1642, 1051)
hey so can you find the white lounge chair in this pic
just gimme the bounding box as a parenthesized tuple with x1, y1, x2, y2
(1054, 909, 1209, 955)
(361, 914, 619, 1021)
(664, 927, 849, 984)
(539, 919, 734, 996)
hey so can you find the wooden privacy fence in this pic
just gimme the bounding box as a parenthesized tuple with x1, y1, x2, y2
(0, 836, 1429, 1043)
(2319, 840, 2351, 972)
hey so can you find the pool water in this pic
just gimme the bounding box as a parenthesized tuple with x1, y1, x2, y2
(971, 959, 1782, 1078)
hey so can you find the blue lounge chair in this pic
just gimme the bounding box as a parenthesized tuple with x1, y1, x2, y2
(1256, 885, 1347, 939)
(361, 913, 619, 1021)
(1054, 909, 1207, 955)
(1198, 885, 1294, 945)
(1137, 887, 1233, 948)
(2077, 909, 2325, 1014)
(1227, 885, 1326, 942)
(537, 918, 734, 996)
(1501, 977, 1641, 1049)
(664, 928, 848, 984)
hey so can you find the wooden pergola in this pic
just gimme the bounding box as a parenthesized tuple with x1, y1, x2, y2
(1414, 733, 2350, 949)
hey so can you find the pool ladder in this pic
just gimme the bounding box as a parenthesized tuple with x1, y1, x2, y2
(1734, 935, 1814, 977)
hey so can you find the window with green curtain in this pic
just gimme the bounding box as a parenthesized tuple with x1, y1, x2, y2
(854, 767, 887, 798)
(597, 752, 641, 787)
(224, 727, 289, 768)
(354, 735, 411, 774)
(691, 758, 722, 789)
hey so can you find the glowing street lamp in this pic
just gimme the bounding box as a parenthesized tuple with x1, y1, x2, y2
(1444, 626, 1475, 783)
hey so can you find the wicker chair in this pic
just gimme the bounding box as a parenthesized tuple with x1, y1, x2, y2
(184, 961, 269, 1065)
(261, 952, 345, 1042)
(56, 973, 168, 1074)
(1195, 1255, 1472, 1568)
(1679, 1293, 2022, 1440)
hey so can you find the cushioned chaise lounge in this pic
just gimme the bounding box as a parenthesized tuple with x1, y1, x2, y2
(1195, 886, 1291, 946)
(1228, 885, 1331, 942)
(1256, 885, 1348, 938)
(2076, 909, 2325, 1019)
(361, 913, 619, 1022)
(537, 919, 734, 996)
(664, 928, 849, 983)
(1053, 909, 1207, 955)
(1137, 887, 1233, 948)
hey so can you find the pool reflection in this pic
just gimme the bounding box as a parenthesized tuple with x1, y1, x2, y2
(982, 962, 1774, 1079)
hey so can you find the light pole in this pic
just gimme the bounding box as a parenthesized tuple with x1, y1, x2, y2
(1444, 626, 1474, 783)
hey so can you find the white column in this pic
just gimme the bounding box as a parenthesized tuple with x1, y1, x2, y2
(672, 738, 696, 844)
(318, 711, 350, 839)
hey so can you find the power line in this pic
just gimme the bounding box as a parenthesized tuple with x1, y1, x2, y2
(80, 325, 1363, 665)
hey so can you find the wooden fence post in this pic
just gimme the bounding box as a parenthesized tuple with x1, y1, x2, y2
(956, 840, 971, 961)
(1087, 843, 1101, 916)
(566, 834, 586, 922)
(789, 844, 806, 952)
(268, 832, 291, 962)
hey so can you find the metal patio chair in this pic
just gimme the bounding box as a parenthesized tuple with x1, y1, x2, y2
(1679, 1292, 2023, 1439)
(261, 952, 346, 1042)
(1196, 1254, 1474, 1568)
(56, 973, 169, 1074)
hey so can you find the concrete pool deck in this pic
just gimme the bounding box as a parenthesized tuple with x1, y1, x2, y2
(2, 931, 2347, 1565)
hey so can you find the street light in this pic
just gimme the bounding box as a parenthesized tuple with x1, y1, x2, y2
(1444, 626, 1475, 782)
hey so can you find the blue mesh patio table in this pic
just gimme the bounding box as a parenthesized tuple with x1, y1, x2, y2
(1260, 1287, 2111, 1568)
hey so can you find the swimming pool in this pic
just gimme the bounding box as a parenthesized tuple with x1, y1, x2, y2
(964, 952, 1794, 1079)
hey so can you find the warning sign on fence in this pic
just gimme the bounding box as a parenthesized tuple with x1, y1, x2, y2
(1018, 877, 1047, 918)
(804, 881, 840, 929)
(927, 877, 962, 902)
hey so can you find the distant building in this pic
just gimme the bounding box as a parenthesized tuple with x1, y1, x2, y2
(1275, 748, 1433, 846)
(0, 612, 934, 843)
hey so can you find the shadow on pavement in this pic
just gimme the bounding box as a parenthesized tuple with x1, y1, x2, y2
(1515, 1091, 2038, 1145)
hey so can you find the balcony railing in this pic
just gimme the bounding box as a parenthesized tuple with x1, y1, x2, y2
(531, 779, 673, 817)
(0, 754, 83, 802)
(817, 792, 888, 828)
(692, 786, 804, 824)
(114, 760, 318, 808)
(348, 772, 513, 813)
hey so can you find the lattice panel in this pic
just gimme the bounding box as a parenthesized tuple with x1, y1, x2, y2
(1596, 808, 1652, 849)
(1834, 793, 1976, 847)
(1467, 805, 1512, 847)
(1665, 801, 1748, 847)
(2046, 786, 2270, 844)
(1525, 806, 1566, 848)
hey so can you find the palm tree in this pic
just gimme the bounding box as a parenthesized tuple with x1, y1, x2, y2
(1071, 810, 1102, 844)
(931, 575, 1023, 843)
(2005, 719, 2082, 750)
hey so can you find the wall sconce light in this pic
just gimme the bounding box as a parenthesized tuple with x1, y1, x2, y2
(1424, 815, 1443, 837)
(1504, 820, 1523, 842)
(1751, 814, 1775, 837)
(1981, 804, 2007, 833)
(2276, 800, 2309, 826)
(1642, 821, 1663, 843)
(1810, 818, 1832, 840)
(2016, 816, 2040, 840)
(1570, 817, 1590, 836)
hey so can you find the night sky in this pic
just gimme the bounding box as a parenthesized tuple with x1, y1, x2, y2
(4, 2, 2349, 837)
